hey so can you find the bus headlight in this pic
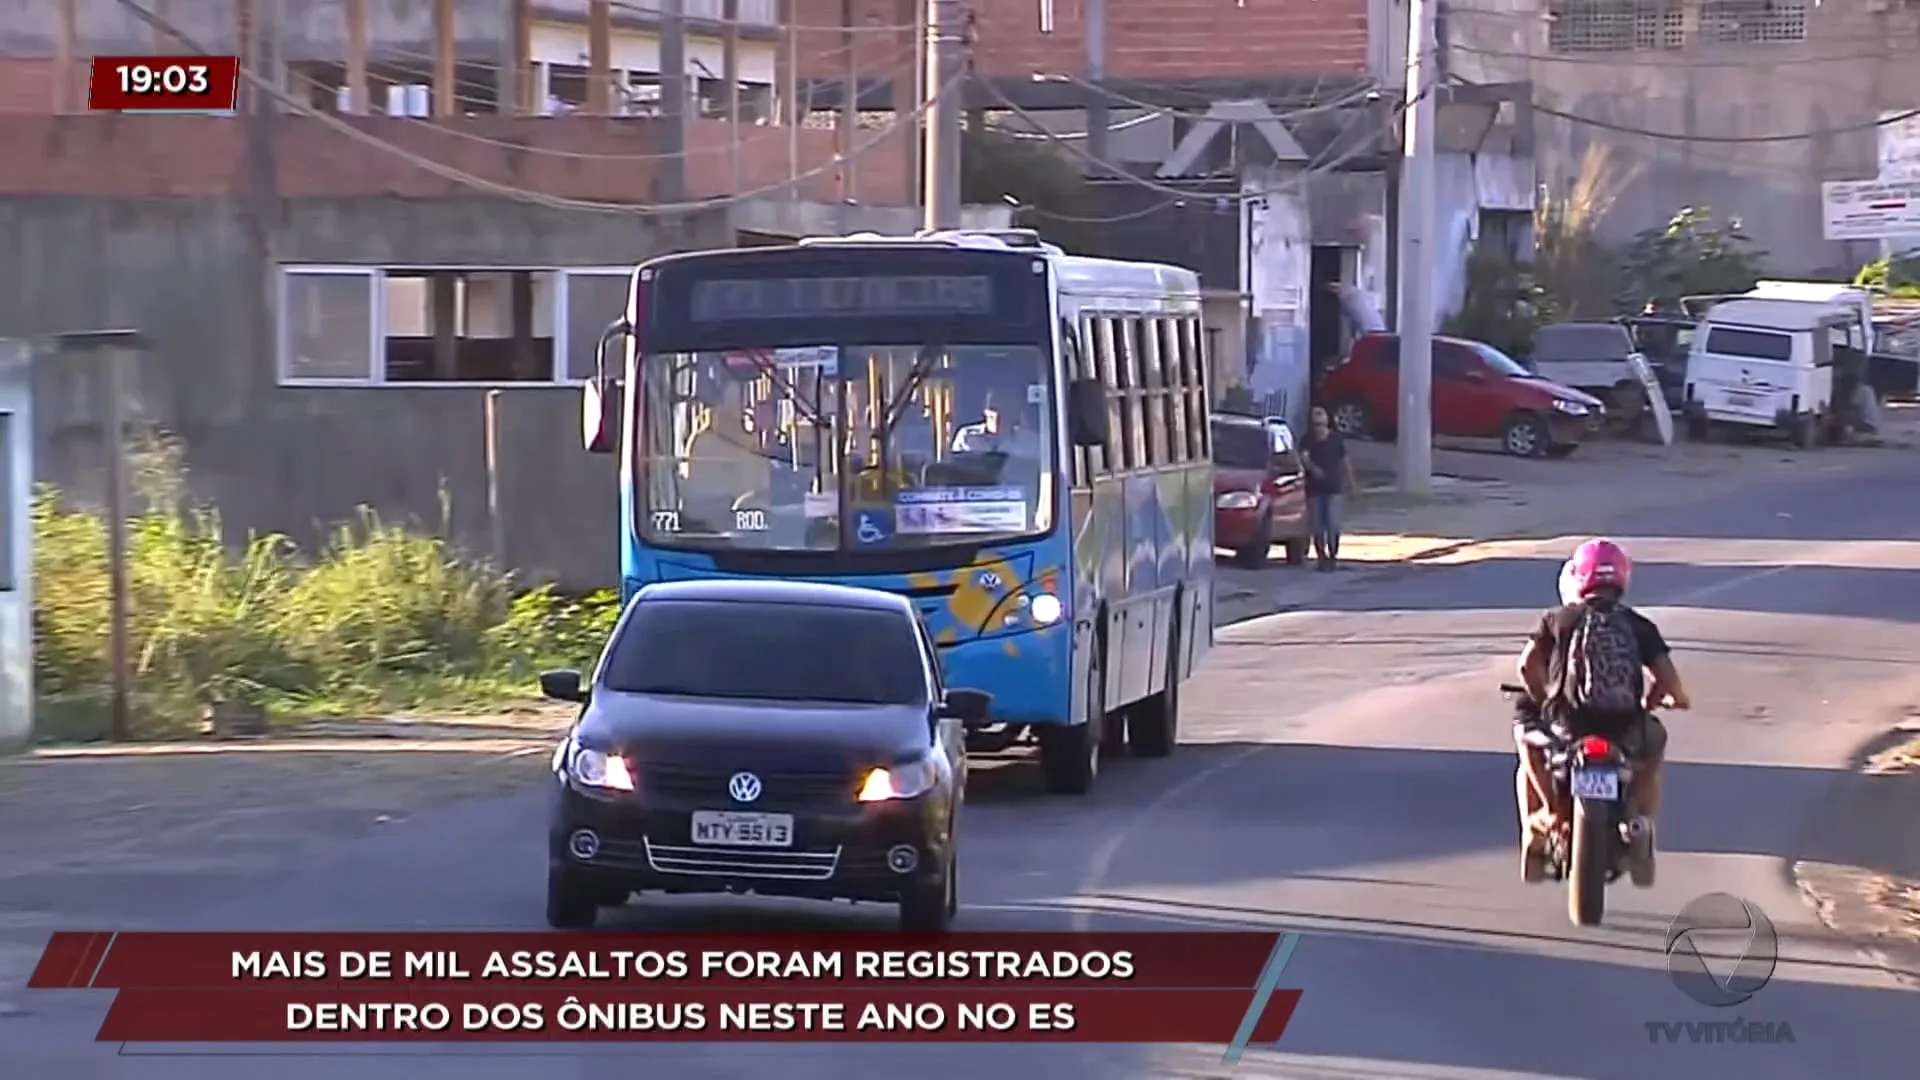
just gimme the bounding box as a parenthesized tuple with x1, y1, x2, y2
(1028, 593, 1063, 625)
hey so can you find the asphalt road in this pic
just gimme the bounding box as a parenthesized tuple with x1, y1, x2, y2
(7, 455, 1920, 1079)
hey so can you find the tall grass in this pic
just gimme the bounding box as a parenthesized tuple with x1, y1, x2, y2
(32, 434, 620, 740)
(1534, 144, 1636, 321)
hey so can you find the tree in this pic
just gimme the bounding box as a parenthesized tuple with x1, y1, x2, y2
(1854, 250, 1920, 298)
(959, 126, 1102, 253)
(1614, 206, 1767, 313)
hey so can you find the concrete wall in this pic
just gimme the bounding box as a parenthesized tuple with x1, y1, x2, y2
(0, 194, 733, 590)
(1450, 2, 1920, 273)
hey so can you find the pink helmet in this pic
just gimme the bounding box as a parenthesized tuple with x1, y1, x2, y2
(1565, 538, 1631, 598)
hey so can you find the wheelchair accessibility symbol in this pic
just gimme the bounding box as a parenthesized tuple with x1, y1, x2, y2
(853, 509, 893, 545)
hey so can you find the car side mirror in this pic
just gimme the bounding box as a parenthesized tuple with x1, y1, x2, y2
(1066, 378, 1110, 448)
(582, 319, 631, 454)
(540, 669, 589, 704)
(939, 688, 992, 724)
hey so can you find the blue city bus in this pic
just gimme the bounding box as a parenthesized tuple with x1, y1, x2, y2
(580, 230, 1214, 794)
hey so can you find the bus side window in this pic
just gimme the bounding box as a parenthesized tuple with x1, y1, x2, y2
(1062, 321, 1093, 488)
(1080, 316, 1111, 479)
(1157, 317, 1187, 464)
(1179, 318, 1207, 460)
(1115, 318, 1146, 471)
(1138, 316, 1169, 467)
(1094, 316, 1129, 472)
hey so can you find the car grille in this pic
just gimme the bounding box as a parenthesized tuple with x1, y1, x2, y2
(638, 764, 856, 806)
(643, 839, 841, 881)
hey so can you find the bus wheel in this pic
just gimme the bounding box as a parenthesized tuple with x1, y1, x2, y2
(1040, 646, 1103, 795)
(1128, 622, 1180, 758)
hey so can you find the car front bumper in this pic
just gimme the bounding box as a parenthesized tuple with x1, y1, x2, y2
(548, 780, 951, 904)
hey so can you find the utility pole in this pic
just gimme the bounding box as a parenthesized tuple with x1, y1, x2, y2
(660, 0, 689, 203)
(1396, 0, 1437, 495)
(1084, 0, 1108, 176)
(920, 0, 963, 229)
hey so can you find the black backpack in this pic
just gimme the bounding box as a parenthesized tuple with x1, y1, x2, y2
(1546, 600, 1644, 721)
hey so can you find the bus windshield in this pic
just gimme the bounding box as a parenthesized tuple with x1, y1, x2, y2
(638, 343, 1057, 552)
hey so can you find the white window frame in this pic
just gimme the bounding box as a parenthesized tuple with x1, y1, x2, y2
(276, 264, 638, 388)
(556, 266, 638, 386)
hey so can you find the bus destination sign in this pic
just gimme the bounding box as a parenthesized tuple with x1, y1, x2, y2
(690, 275, 994, 321)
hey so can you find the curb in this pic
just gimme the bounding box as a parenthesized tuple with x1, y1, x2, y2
(1789, 718, 1920, 989)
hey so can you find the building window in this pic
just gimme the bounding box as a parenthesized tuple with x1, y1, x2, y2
(1698, 0, 1808, 44)
(278, 266, 631, 385)
(1547, 1, 1684, 53)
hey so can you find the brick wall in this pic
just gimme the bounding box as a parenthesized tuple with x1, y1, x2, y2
(0, 113, 907, 205)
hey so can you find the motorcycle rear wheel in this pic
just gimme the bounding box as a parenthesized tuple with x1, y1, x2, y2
(1567, 799, 1610, 926)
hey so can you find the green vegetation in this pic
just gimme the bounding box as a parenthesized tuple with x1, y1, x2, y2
(1854, 251, 1920, 299)
(33, 434, 619, 741)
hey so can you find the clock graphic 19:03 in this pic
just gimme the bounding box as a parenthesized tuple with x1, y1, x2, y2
(89, 56, 241, 112)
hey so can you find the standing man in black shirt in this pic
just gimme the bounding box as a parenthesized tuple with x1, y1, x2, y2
(1299, 406, 1357, 572)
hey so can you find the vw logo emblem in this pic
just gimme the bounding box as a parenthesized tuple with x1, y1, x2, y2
(728, 771, 762, 803)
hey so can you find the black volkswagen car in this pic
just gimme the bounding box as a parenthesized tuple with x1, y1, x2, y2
(541, 579, 988, 931)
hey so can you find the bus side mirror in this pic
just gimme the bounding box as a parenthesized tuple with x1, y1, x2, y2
(582, 376, 620, 454)
(1067, 378, 1109, 448)
(582, 319, 631, 454)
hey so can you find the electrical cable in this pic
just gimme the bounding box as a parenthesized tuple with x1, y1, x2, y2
(1528, 100, 1920, 144)
(976, 68, 1432, 205)
(111, 0, 956, 215)
(277, 41, 921, 163)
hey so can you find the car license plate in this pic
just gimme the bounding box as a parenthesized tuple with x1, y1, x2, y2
(1569, 767, 1619, 800)
(1725, 391, 1759, 409)
(690, 811, 794, 847)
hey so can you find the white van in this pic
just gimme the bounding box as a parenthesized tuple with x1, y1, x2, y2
(1683, 298, 1853, 446)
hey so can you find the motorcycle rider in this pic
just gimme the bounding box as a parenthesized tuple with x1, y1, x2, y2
(1514, 538, 1691, 884)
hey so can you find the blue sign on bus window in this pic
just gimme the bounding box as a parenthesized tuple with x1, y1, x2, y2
(852, 509, 893, 546)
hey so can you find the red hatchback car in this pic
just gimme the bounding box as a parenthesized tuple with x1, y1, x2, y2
(1318, 333, 1605, 457)
(1211, 413, 1310, 568)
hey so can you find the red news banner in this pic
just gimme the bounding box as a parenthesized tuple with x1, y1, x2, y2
(30, 932, 1304, 1046)
(88, 56, 241, 112)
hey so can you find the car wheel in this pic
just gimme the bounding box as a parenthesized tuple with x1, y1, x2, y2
(1039, 642, 1103, 795)
(1284, 537, 1309, 566)
(1232, 512, 1273, 568)
(1545, 444, 1577, 459)
(1331, 399, 1373, 439)
(1501, 411, 1549, 458)
(545, 868, 598, 930)
(1686, 413, 1710, 442)
(899, 855, 954, 932)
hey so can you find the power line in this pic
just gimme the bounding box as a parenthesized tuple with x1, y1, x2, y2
(110, 0, 957, 215)
(1448, 36, 1920, 70)
(976, 68, 1430, 205)
(1529, 100, 1920, 144)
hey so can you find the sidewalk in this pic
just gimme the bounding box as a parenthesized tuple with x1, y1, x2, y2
(1216, 430, 1916, 621)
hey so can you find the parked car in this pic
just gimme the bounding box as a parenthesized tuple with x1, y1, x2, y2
(1527, 321, 1670, 427)
(540, 578, 985, 932)
(1211, 413, 1309, 568)
(1319, 333, 1606, 458)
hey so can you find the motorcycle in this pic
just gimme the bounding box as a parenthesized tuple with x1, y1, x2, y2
(1503, 683, 1654, 927)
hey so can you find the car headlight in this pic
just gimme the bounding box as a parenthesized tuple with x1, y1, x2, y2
(1551, 399, 1590, 416)
(566, 740, 636, 792)
(1216, 490, 1260, 510)
(857, 757, 939, 802)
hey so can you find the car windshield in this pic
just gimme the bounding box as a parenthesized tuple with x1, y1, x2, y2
(602, 599, 926, 705)
(1211, 421, 1270, 469)
(637, 345, 1056, 552)
(1469, 340, 1533, 378)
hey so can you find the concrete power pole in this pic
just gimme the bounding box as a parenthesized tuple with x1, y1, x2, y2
(1084, 0, 1108, 175)
(660, 0, 689, 203)
(1396, 0, 1437, 495)
(920, 0, 963, 229)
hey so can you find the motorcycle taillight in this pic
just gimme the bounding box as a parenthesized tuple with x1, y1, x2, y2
(1580, 735, 1612, 758)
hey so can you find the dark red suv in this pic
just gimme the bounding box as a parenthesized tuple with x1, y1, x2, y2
(1318, 333, 1606, 457)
